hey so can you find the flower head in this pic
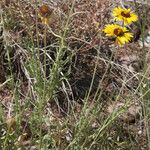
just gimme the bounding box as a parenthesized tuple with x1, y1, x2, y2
(113, 7, 138, 25)
(38, 4, 52, 25)
(103, 24, 133, 45)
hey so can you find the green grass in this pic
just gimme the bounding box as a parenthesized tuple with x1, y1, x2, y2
(0, 0, 150, 149)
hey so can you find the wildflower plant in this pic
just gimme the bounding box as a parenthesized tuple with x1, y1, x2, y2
(38, 4, 52, 25)
(103, 6, 138, 46)
(113, 7, 138, 25)
(103, 24, 133, 45)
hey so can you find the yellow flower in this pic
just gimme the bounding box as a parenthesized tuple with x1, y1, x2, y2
(113, 7, 138, 25)
(38, 4, 52, 25)
(103, 24, 133, 45)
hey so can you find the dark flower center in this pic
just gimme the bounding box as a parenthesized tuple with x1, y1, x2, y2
(121, 11, 131, 18)
(39, 4, 52, 17)
(114, 28, 124, 36)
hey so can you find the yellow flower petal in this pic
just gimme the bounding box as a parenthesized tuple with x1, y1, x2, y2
(103, 24, 133, 45)
(40, 16, 49, 25)
(112, 7, 138, 25)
